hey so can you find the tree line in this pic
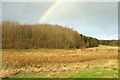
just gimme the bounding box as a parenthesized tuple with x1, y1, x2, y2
(99, 40, 119, 46)
(2, 21, 99, 49)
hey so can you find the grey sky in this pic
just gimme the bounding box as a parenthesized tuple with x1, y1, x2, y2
(2, 2, 118, 40)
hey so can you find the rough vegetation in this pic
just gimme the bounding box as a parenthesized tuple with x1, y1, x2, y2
(1, 21, 118, 78)
(99, 40, 119, 46)
(2, 21, 98, 49)
(1, 46, 118, 78)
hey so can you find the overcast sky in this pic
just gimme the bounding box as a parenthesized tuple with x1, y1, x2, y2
(2, 2, 118, 40)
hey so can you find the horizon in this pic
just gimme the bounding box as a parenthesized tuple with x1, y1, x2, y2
(1, 21, 118, 40)
(2, 2, 118, 40)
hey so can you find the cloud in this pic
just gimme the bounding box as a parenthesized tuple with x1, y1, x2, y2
(40, 2, 118, 40)
(2, 2, 118, 40)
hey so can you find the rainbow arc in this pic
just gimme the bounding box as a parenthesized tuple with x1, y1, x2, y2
(39, 0, 60, 23)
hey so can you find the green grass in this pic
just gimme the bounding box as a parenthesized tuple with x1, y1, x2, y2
(65, 68, 118, 78)
(13, 49, 67, 54)
(9, 72, 50, 78)
(9, 68, 118, 78)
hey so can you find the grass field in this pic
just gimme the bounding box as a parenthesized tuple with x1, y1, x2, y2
(1, 45, 118, 78)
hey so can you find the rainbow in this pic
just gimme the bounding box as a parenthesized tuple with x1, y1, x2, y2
(39, 0, 60, 23)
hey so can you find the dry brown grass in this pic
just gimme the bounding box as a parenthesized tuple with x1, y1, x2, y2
(1, 45, 118, 78)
